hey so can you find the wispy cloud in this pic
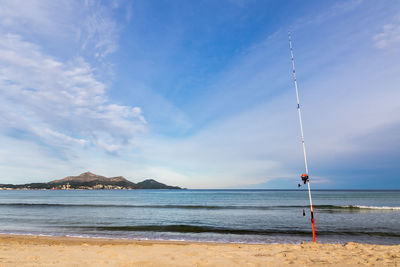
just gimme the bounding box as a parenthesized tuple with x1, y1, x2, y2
(0, 0, 145, 155)
(374, 16, 400, 49)
(0, 0, 121, 62)
(79, 1, 119, 60)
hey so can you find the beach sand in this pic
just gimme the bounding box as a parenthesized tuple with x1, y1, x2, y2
(0, 234, 398, 266)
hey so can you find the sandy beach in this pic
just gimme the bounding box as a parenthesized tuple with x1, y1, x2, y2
(0, 234, 397, 266)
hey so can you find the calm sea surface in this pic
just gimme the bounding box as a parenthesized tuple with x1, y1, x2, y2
(0, 190, 398, 244)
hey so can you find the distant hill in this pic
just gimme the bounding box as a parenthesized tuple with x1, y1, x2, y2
(48, 172, 136, 188)
(0, 172, 182, 190)
(136, 179, 181, 189)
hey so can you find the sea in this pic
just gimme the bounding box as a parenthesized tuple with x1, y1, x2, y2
(0, 189, 399, 244)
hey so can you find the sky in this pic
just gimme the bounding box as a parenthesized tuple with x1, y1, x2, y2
(0, 0, 399, 189)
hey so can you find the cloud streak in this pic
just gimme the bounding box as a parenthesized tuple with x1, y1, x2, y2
(374, 16, 400, 49)
(0, 4, 145, 154)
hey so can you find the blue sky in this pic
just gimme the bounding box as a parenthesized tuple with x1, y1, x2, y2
(0, 0, 399, 188)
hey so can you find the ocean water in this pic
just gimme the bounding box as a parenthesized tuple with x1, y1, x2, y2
(0, 189, 398, 244)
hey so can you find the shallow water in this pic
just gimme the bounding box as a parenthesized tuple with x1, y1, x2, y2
(0, 189, 398, 244)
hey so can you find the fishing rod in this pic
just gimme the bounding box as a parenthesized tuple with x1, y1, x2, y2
(288, 32, 316, 243)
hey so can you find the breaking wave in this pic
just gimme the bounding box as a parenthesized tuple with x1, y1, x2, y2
(73, 224, 400, 237)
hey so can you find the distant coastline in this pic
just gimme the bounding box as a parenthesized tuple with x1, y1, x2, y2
(0, 172, 183, 190)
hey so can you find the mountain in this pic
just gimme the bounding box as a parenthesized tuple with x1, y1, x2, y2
(0, 172, 182, 190)
(136, 179, 181, 189)
(49, 172, 136, 188)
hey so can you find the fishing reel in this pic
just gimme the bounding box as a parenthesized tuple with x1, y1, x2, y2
(297, 174, 309, 187)
(298, 174, 310, 217)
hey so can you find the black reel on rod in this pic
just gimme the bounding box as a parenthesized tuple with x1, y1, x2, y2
(298, 174, 309, 217)
(298, 173, 309, 188)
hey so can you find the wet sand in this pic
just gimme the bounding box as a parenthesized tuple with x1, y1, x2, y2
(0, 234, 398, 266)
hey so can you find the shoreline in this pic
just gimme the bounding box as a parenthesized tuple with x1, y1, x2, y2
(1, 232, 399, 246)
(1, 231, 399, 246)
(0, 234, 398, 266)
(0, 232, 316, 246)
(0, 233, 220, 246)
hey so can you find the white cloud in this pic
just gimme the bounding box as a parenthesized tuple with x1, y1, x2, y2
(79, 3, 118, 60)
(0, 0, 74, 37)
(0, 0, 144, 156)
(374, 17, 400, 49)
(0, 0, 120, 62)
(34, 128, 88, 147)
(0, 0, 147, 183)
(0, 32, 145, 154)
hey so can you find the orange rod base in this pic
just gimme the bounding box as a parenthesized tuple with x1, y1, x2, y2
(311, 219, 316, 242)
(311, 209, 316, 242)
